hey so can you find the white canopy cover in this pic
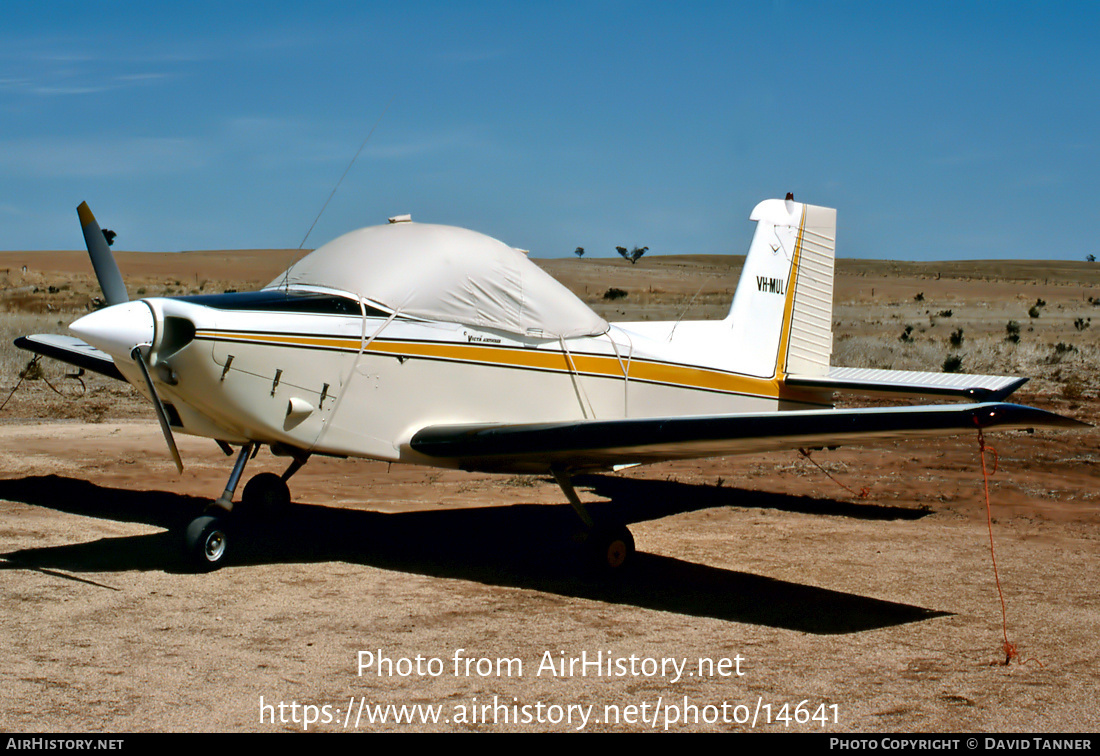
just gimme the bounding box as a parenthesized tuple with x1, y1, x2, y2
(269, 221, 609, 339)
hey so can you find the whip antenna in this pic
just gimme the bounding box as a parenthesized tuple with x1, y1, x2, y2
(298, 96, 396, 251)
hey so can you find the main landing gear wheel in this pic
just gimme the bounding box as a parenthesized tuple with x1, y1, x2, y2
(184, 514, 231, 571)
(239, 472, 291, 518)
(588, 525, 635, 572)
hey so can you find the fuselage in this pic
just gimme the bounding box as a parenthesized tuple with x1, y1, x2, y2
(71, 287, 830, 468)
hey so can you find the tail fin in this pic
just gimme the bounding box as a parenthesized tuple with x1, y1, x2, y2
(723, 198, 836, 378)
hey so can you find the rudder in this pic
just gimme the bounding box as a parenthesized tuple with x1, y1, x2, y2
(723, 198, 836, 379)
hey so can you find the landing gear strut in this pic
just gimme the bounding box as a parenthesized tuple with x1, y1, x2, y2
(182, 443, 309, 570)
(552, 466, 635, 572)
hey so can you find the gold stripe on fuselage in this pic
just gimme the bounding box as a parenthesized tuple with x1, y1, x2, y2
(197, 330, 823, 403)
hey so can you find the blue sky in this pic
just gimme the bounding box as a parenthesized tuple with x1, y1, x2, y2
(2, 1, 1098, 260)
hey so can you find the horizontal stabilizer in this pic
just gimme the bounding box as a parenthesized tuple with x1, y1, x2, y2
(786, 367, 1027, 401)
(409, 402, 1087, 474)
(14, 334, 125, 381)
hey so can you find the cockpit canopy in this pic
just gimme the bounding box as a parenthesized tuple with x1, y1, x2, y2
(267, 221, 608, 339)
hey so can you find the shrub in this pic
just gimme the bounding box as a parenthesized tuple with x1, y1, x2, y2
(1005, 321, 1021, 343)
(914, 292, 925, 302)
(1074, 317, 1090, 331)
(949, 328, 964, 348)
(602, 287, 628, 301)
(899, 325, 915, 343)
(937, 309, 953, 318)
(1063, 378, 1086, 400)
(943, 354, 964, 373)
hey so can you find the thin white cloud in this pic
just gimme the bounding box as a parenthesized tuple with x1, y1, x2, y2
(0, 136, 207, 178)
(29, 85, 117, 96)
(363, 127, 500, 160)
(115, 73, 171, 82)
(0, 67, 174, 97)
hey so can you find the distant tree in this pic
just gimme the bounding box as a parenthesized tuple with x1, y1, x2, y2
(574, 246, 585, 259)
(102, 229, 116, 247)
(1088, 254, 1096, 262)
(616, 245, 648, 264)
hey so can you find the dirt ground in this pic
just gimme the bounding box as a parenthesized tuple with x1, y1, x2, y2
(0, 251, 1097, 733)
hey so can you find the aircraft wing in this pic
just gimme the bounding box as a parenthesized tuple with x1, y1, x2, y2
(409, 403, 1087, 474)
(14, 334, 125, 381)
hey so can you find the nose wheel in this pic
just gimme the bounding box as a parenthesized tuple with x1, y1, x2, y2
(181, 443, 308, 571)
(184, 514, 231, 571)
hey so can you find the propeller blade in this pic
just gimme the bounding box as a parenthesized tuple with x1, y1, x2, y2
(131, 346, 184, 473)
(78, 201, 129, 306)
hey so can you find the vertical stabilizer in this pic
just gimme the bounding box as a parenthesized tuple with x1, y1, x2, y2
(723, 199, 836, 378)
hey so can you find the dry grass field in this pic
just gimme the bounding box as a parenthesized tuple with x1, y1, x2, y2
(0, 249, 1097, 733)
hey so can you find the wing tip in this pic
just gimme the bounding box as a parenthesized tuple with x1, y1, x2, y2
(976, 403, 1091, 430)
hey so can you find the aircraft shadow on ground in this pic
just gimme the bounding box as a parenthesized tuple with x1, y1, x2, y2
(0, 474, 945, 634)
(570, 474, 932, 522)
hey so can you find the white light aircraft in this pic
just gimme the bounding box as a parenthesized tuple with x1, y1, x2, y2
(16, 198, 1084, 571)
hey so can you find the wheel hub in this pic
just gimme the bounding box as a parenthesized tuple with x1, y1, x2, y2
(204, 530, 226, 561)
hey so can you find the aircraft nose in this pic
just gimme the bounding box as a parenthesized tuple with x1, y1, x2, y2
(70, 300, 154, 361)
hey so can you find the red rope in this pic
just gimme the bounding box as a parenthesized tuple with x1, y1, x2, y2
(975, 424, 1042, 668)
(797, 448, 870, 499)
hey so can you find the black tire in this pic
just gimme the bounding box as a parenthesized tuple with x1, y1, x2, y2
(239, 472, 291, 519)
(589, 525, 635, 572)
(184, 515, 230, 571)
